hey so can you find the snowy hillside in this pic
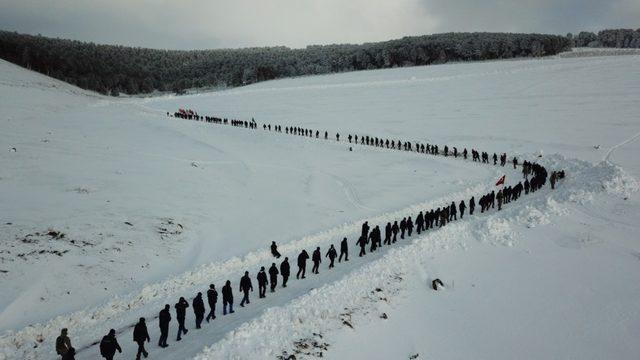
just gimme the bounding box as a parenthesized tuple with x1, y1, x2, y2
(1, 51, 640, 360)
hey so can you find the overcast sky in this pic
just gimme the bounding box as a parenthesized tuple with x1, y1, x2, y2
(1, 0, 638, 49)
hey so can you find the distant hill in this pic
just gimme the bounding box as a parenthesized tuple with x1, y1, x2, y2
(0, 30, 571, 96)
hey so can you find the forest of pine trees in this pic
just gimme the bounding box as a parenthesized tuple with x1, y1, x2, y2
(0, 30, 576, 96)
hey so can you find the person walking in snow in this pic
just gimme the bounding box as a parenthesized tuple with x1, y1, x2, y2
(312, 247, 322, 274)
(497, 190, 504, 211)
(326, 245, 337, 268)
(222, 280, 234, 315)
(361, 221, 370, 241)
(257, 267, 268, 298)
(280, 257, 290, 287)
(175, 297, 189, 341)
(400, 218, 407, 239)
(369, 229, 378, 252)
(392, 221, 399, 243)
(206, 284, 218, 322)
(357, 235, 368, 257)
(239, 271, 253, 307)
(158, 304, 171, 348)
(270, 241, 281, 258)
(56, 328, 72, 358)
(407, 216, 414, 236)
(133, 318, 150, 360)
(459, 200, 466, 219)
(192, 292, 205, 329)
(99, 329, 121, 360)
(469, 196, 475, 215)
(269, 263, 279, 292)
(450, 201, 457, 221)
(339, 237, 349, 262)
(416, 212, 424, 234)
(297, 250, 309, 279)
(384, 222, 392, 245)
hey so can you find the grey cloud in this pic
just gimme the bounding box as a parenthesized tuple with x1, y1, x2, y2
(0, 0, 637, 50)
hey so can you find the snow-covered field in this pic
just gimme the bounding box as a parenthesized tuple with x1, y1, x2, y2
(1, 49, 639, 359)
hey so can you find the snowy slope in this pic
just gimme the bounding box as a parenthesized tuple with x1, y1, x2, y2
(0, 59, 497, 330)
(1, 50, 640, 360)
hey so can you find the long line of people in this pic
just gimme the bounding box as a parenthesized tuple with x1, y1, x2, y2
(54, 113, 566, 359)
(169, 110, 528, 172)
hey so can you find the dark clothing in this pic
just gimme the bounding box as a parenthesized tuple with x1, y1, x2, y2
(269, 265, 279, 291)
(206, 288, 218, 321)
(297, 251, 309, 279)
(222, 283, 234, 315)
(392, 222, 399, 242)
(193, 295, 205, 329)
(158, 308, 171, 347)
(175, 299, 189, 340)
(356, 235, 367, 257)
(133, 321, 149, 359)
(270, 243, 281, 258)
(384, 223, 392, 245)
(257, 270, 268, 298)
(280, 259, 290, 287)
(240, 274, 253, 306)
(61, 348, 76, 360)
(99, 334, 121, 360)
(339, 238, 349, 262)
(361, 222, 370, 240)
(56, 335, 72, 356)
(326, 247, 337, 268)
(312, 249, 321, 274)
(133, 321, 150, 343)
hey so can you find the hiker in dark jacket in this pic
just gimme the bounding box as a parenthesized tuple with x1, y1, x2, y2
(133, 318, 150, 360)
(361, 221, 370, 240)
(416, 212, 424, 234)
(312, 247, 322, 274)
(339, 237, 349, 262)
(240, 271, 253, 306)
(297, 250, 309, 279)
(459, 200, 466, 219)
(326, 245, 337, 268)
(280, 257, 290, 287)
(192, 292, 205, 329)
(269, 263, 279, 292)
(270, 241, 281, 258)
(450, 201, 457, 221)
(257, 267, 268, 298)
(469, 196, 475, 215)
(158, 304, 171, 347)
(356, 235, 368, 257)
(206, 284, 218, 322)
(56, 328, 72, 357)
(99, 329, 122, 360)
(175, 297, 189, 341)
(391, 221, 399, 242)
(222, 280, 234, 315)
(384, 222, 392, 245)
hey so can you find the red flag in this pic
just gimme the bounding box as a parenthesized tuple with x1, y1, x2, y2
(495, 175, 506, 186)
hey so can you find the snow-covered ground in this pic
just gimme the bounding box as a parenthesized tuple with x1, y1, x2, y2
(1, 49, 639, 359)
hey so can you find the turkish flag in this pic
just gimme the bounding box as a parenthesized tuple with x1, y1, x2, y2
(495, 175, 506, 186)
